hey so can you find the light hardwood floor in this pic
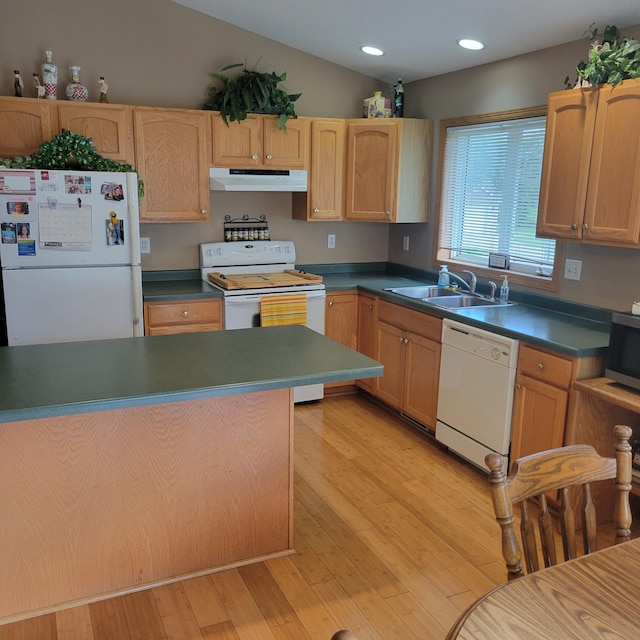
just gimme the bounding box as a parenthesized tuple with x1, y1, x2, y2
(2, 394, 635, 639)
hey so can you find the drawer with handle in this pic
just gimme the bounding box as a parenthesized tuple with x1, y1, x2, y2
(144, 299, 221, 335)
(518, 344, 573, 388)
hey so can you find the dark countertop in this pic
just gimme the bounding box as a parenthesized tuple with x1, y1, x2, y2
(0, 325, 382, 424)
(142, 268, 612, 358)
(318, 273, 611, 357)
(142, 270, 222, 301)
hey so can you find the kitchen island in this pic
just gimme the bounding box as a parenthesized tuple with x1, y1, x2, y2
(0, 326, 382, 624)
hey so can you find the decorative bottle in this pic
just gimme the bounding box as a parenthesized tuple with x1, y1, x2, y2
(393, 78, 404, 118)
(499, 275, 510, 304)
(66, 66, 88, 102)
(98, 76, 109, 103)
(41, 50, 58, 99)
(13, 70, 23, 97)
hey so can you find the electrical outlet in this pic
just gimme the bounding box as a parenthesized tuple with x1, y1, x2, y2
(564, 258, 582, 281)
(327, 234, 336, 249)
(403, 236, 410, 251)
(140, 237, 151, 254)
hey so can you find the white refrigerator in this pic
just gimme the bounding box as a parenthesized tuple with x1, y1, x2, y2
(0, 168, 143, 346)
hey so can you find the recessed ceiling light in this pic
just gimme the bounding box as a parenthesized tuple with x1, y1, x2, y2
(360, 45, 384, 57)
(457, 38, 484, 51)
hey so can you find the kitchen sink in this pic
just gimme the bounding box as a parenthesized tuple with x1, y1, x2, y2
(423, 294, 513, 309)
(385, 286, 462, 299)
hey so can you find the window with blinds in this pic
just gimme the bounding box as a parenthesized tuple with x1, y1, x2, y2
(437, 113, 556, 279)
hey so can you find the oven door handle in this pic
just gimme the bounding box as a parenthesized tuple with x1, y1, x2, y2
(223, 294, 263, 304)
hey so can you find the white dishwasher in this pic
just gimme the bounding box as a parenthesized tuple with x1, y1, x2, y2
(436, 319, 519, 472)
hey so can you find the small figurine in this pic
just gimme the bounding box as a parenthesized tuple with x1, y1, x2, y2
(32, 73, 45, 99)
(98, 76, 109, 103)
(13, 70, 23, 97)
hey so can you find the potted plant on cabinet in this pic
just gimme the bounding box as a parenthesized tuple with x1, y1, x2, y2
(565, 23, 640, 88)
(0, 130, 144, 197)
(203, 61, 301, 131)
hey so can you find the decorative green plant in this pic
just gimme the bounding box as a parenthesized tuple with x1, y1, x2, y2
(565, 23, 640, 88)
(0, 129, 144, 197)
(203, 61, 301, 130)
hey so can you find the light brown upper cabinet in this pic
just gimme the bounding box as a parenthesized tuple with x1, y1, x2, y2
(0, 97, 58, 157)
(344, 118, 432, 223)
(0, 98, 134, 164)
(212, 114, 309, 169)
(537, 79, 640, 246)
(57, 102, 135, 165)
(134, 107, 211, 223)
(292, 118, 345, 221)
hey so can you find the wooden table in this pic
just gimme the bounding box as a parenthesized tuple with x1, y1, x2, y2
(446, 537, 640, 639)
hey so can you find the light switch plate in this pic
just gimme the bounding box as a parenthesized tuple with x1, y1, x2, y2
(327, 234, 336, 249)
(140, 237, 151, 254)
(564, 259, 582, 281)
(403, 236, 410, 251)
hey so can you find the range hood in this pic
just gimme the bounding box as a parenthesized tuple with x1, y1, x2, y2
(210, 167, 307, 192)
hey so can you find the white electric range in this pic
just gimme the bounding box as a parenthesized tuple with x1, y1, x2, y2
(200, 240, 326, 402)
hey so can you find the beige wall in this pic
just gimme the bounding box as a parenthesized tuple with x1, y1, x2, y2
(1, 0, 388, 271)
(391, 26, 640, 312)
(2, 1, 640, 311)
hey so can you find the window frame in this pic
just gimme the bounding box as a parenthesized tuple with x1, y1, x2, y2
(433, 106, 562, 293)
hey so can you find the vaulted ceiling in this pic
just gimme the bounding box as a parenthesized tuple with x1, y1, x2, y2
(171, 0, 640, 83)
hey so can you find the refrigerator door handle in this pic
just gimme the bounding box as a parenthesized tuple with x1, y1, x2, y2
(126, 173, 142, 266)
(131, 265, 144, 337)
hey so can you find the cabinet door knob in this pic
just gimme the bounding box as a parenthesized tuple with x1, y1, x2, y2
(328, 301, 334, 307)
(537, 362, 544, 369)
(313, 208, 319, 213)
(368, 304, 373, 310)
(571, 223, 577, 230)
(385, 211, 391, 216)
(582, 223, 589, 231)
(200, 209, 207, 216)
(251, 154, 258, 161)
(182, 310, 190, 318)
(266, 154, 273, 160)
(516, 383, 521, 389)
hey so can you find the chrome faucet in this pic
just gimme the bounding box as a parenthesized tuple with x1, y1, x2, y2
(448, 269, 477, 294)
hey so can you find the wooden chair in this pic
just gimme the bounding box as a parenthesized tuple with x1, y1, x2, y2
(486, 424, 633, 581)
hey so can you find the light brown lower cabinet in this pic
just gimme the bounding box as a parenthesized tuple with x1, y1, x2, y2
(356, 293, 377, 392)
(324, 291, 358, 389)
(374, 299, 441, 430)
(144, 299, 221, 335)
(510, 343, 604, 463)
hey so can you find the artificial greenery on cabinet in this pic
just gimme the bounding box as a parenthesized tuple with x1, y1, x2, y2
(0, 129, 144, 197)
(203, 61, 301, 130)
(566, 23, 640, 88)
